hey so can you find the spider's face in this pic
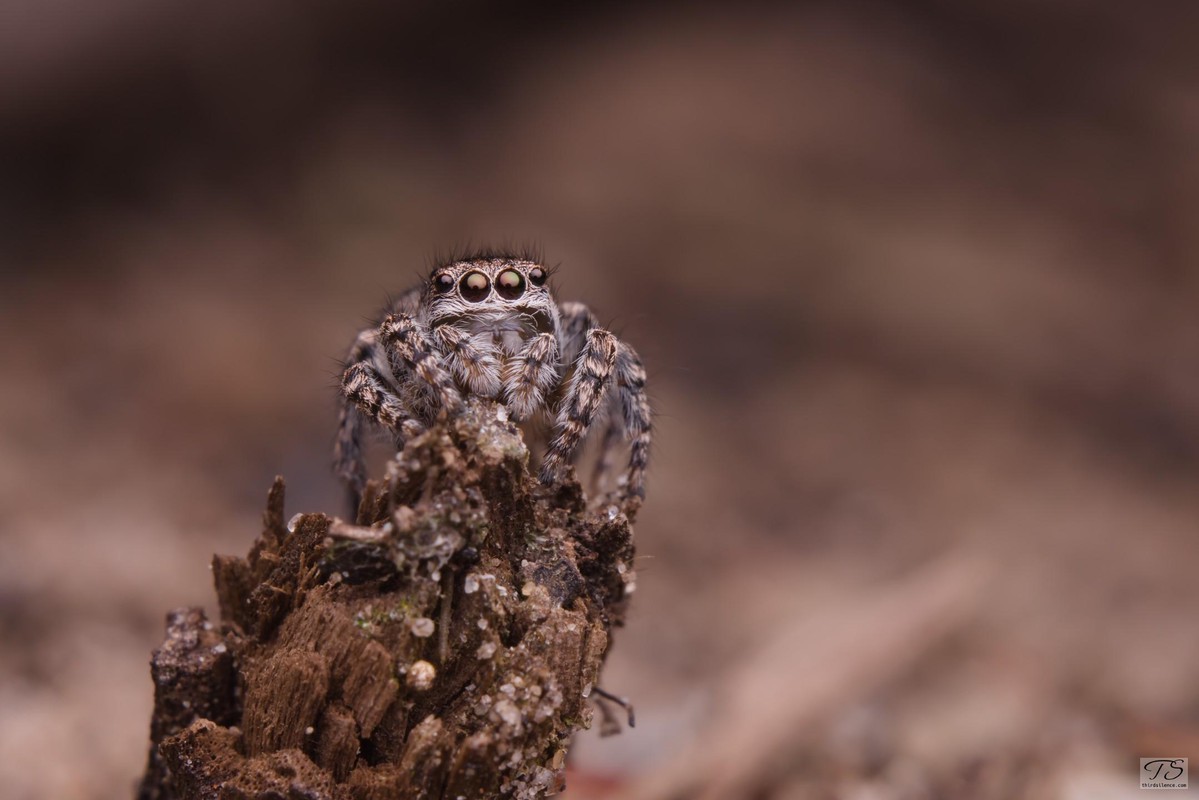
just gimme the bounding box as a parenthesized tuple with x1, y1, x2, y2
(424, 258, 554, 327)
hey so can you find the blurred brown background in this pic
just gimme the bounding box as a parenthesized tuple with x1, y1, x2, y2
(3, 1, 1199, 798)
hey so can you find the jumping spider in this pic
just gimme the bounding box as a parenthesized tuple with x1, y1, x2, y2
(335, 252, 651, 512)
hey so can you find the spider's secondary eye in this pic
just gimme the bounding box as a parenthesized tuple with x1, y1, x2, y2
(528, 267, 547, 286)
(496, 269, 525, 299)
(460, 271, 490, 302)
(433, 273, 455, 294)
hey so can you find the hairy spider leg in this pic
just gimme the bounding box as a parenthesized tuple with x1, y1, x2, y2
(378, 312, 463, 414)
(540, 328, 618, 485)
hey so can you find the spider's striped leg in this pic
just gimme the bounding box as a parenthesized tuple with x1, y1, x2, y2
(433, 324, 501, 398)
(612, 341, 652, 501)
(334, 330, 384, 510)
(589, 417, 623, 497)
(557, 300, 599, 366)
(379, 312, 462, 414)
(590, 341, 651, 502)
(505, 332, 559, 420)
(339, 359, 424, 511)
(540, 328, 617, 486)
(334, 402, 367, 506)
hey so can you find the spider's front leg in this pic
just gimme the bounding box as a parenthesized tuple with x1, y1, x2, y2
(590, 342, 652, 502)
(540, 329, 617, 485)
(379, 312, 462, 414)
(338, 357, 425, 508)
(610, 341, 652, 500)
(557, 303, 652, 505)
(335, 331, 378, 498)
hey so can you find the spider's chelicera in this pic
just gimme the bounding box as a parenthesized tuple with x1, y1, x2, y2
(335, 253, 651, 511)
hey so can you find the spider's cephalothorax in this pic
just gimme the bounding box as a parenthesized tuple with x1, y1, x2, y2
(335, 254, 651, 512)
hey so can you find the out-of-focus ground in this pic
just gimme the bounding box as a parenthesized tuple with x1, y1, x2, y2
(2, 2, 1199, 798)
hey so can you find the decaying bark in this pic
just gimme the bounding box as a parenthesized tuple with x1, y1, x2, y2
(137, 399, 637, 800)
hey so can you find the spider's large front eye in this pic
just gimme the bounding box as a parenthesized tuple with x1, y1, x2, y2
(528, 267, 547, 287)
(496, 269, 525, 300)
(460, 271, 490, 302)
(433, 273, 455, 294)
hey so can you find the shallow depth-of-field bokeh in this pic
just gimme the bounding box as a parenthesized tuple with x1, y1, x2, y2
(3, 2, 1199, 798)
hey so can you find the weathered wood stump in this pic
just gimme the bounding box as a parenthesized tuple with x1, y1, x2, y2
(137, 400, 637, 799)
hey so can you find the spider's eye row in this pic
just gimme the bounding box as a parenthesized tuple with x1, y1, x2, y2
(496, 269, 525, 300)
(528, 267, 547, 286)
(460, 271, 490, 302)
(433, 273, 455, 294)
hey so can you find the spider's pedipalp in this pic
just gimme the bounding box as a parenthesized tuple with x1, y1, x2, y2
(505, 332, 559, 420)
(434, 324, 502, 398)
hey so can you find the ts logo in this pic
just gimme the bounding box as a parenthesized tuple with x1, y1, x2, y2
(1143, 759, 1186, 781)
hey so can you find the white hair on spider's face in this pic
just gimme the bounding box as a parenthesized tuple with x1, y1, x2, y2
(421, 257, 561, 350)
(333, 251, 652, 516)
